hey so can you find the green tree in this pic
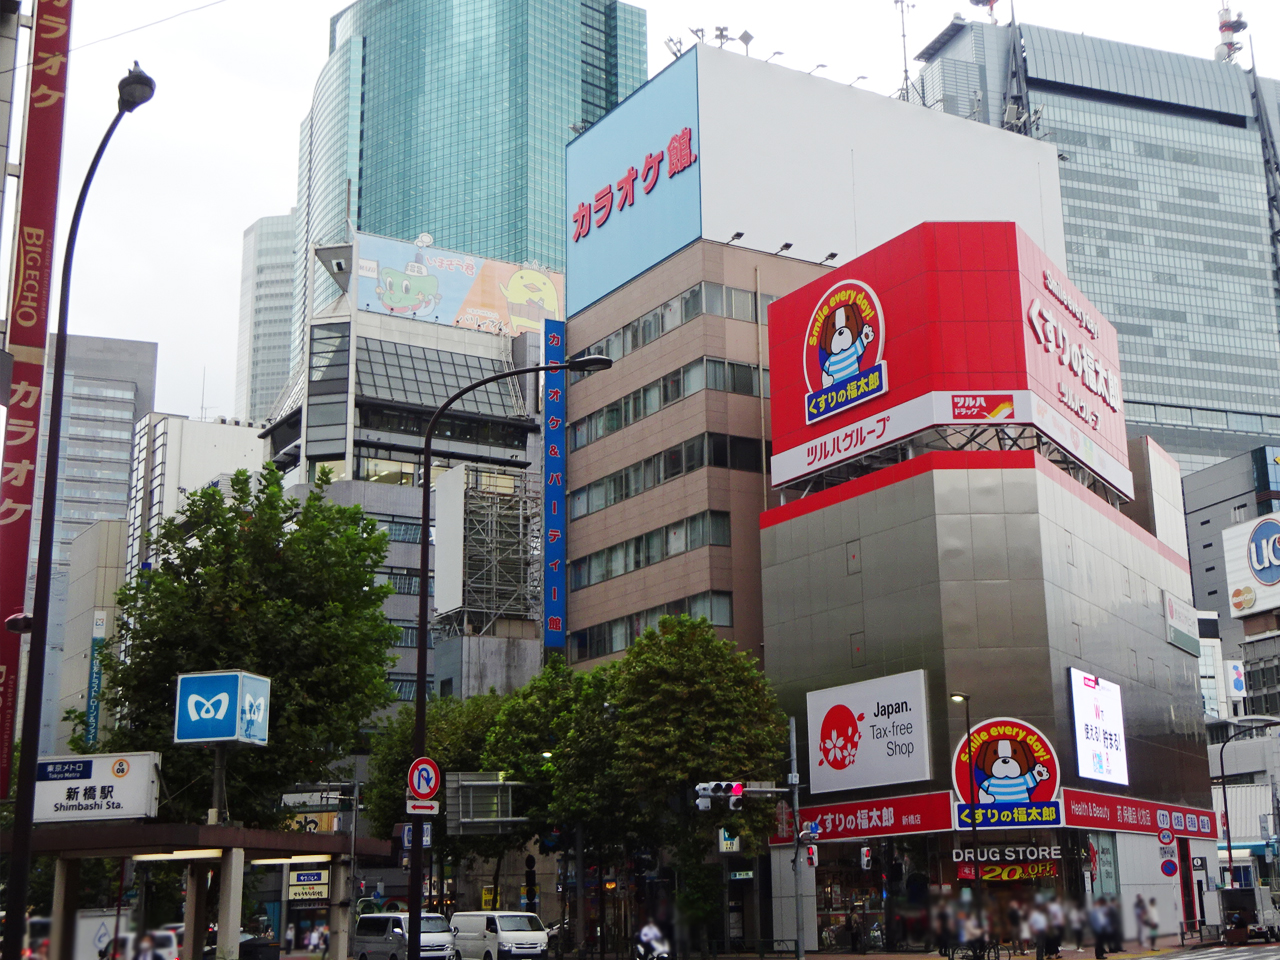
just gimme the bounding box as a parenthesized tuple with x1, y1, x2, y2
(366, 693, 508, 864)
(612, 616, 786, 937)
(96, 466, 398, 826)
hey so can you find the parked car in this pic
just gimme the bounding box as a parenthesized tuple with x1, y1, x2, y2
(451, 912, 548, 960)
(353, 913, 454, 960)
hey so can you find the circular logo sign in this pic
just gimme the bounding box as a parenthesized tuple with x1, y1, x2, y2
(1160, 859, 1179, 877)
(951, 717, 1060, 804)
(1158, 828, 1174, 845)
(801, 279, 888, 425)
(407, 756, 441, 801)
(1248, 518, 1280, 586)
(1233, 585, 1257, 611)
(816, 704, 863, 770)
(112, 758, 130, 778)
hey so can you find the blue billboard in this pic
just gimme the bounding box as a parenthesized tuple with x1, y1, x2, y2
(565, 48, 702, 315)
(543, 319, 567, 648)
(174, 670, 271, 745)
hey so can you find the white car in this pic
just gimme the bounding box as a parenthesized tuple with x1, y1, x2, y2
(353, 913, 454, 960)
(451, 912, 548, 960)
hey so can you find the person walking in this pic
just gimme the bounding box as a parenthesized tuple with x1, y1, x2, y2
(1068, 902, 1086, 952)
(1028, 901, 1048, 960)
(1106, 898, 1123, 954)
(1145, 899, 1160, 951)
(1048, 896, 1066, 959)
(1088, 899, 1109, 960)
(285, 924, 295, 954)
(1132, 894, 1147, 951)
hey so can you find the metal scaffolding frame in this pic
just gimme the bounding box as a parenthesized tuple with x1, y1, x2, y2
(778, 423, 1125, 509)
(435, 465, 540, 638)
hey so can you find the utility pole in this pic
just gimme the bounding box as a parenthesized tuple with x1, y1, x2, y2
(789, 717, 804, 960)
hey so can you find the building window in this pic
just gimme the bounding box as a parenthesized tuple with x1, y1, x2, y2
(378, 568, 428, 596)
(569, 434, 768, 519)
(439, 678, 453, 699)
(388, 674, 419, 701)
(567, 591, 734, 663)
(569, 511, 731, 590)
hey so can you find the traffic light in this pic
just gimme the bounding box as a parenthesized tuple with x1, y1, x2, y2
(695, 781, 744, 810)
(695, 783, 713, 811)
(805, 845, 819, 868)
(860, 847, 871, 870)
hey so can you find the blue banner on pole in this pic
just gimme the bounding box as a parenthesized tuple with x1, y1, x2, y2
(543, 319, 567, 649)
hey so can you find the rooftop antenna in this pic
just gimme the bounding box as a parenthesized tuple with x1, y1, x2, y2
(1215, 5, 1248, 62)
(714, 26, 729, 47)
(895, 0, 915, 100)
(664, 36, 683, 59)
(969, 0, 998, 25)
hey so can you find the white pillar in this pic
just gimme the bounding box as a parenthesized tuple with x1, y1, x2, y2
(218, 848, 246, 960)
(328, 860, 352, 960)
(50, 858, 80, 960)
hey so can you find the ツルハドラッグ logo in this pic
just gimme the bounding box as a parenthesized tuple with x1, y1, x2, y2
(803, 279, 888, 424)
(1248, 518, 1280, 586)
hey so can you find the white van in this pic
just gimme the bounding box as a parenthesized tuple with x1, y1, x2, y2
(451, 912, 548, 960)
(353, 913, 454, 960)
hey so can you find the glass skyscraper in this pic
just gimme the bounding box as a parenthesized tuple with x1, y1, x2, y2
(915, 19, 1280, 472)
(291, 0, 647, 369)
(236, 210, 295, 421)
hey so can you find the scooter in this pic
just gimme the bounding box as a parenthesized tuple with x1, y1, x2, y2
(634, 936, 671, 960)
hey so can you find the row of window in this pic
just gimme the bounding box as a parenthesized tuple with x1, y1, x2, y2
(569, 433, 767, 520)
(569, 357, 766, 452)
(568, 591, 734, 663)
(376, 568, 432, 596)
(570, 281, 780, 382)
(369, 513, 428, 544)
(356, 403, 530, 450)
(570, 510, 731, 591)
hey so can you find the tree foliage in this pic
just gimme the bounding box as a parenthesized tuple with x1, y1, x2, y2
(96, 466, 398, 826)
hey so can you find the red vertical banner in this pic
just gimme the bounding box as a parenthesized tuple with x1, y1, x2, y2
(0, 0, 74, 796)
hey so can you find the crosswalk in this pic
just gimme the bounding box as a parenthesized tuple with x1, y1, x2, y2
(1173, 947, 1280, 960)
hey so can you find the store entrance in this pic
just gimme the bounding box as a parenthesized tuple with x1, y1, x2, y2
(814, 837, 942, 951)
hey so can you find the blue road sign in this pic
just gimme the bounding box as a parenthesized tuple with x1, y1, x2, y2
(175, 670, 271, 745)
(402, 823, 433, 848)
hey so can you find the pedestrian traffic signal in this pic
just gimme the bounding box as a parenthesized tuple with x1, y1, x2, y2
(805, 845, 819, 868)
(860, 847, 871, 870)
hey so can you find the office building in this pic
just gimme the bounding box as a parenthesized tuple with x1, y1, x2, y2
(1183, 446, 1280, 660)
(760, 220, 1214, 946)
(563, 43, 1067, 665)
(125, 413, 266, 574)
(913, 16, 1280, 472)
(290, 0, 647, 371)
(27, 335, 156, 755)
(263, 232, 564, 702)
(236, 210, 296, 421)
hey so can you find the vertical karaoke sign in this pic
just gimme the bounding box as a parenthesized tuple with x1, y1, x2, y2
(542, 320, 567, 648)
(0, 0, 76, 796)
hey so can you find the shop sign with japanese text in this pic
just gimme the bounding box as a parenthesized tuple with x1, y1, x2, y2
(34, 752, 159, 822)
(1062, 787, 1216, 838)
(952, 716, 1062, 830)
(769, 790, 952, 845)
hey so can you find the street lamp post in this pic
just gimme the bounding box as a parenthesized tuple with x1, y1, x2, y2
(406, 353, 612, 960)
(950, 694, 982, 935)
(1, 62, 155, 960)
(1218, 718, 1280, 887)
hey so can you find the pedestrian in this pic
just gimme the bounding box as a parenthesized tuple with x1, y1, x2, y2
(1009, 899, 1026, 956)
(1048, 895, 1066, 959)
(285, 924, 295, 953)
(1132, 894, 1147, 950)
(1028, 901, 1048, 960)
(1106, 898, 1123, 953)
(1068, 902, 1086, 952)
(1088, 898, 1109, 960)
(1145, 899, 1159, 951)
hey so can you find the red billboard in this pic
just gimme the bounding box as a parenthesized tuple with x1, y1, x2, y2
(768, 222, 1132, 498)
(0, 0, 76, 795)
(1062, 787, 1217, 839)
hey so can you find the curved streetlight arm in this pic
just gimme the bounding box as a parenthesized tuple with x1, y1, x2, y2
(1219, 719, 1280, 887)
(1, 106, 128, 960)
(406, 360, 579, 960)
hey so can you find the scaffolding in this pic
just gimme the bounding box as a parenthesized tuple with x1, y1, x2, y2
(435, 465, 540, 637)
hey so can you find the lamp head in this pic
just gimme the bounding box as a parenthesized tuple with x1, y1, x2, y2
(729, 231, 744, 243)
(950, 692, 970, 703)
(566, 354, 613, 373)
(118, 61, 155, 113)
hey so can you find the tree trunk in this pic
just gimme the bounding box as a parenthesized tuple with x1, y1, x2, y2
(492, 850, 505, 910)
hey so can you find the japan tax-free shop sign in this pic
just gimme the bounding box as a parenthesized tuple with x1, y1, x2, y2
(34, 752, 160, 823)
(807, 670, 931, 794)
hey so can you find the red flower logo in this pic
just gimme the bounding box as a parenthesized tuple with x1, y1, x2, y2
(818, 704, 863, 769)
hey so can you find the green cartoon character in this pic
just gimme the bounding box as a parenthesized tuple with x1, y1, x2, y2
(375, 262, 441, 316)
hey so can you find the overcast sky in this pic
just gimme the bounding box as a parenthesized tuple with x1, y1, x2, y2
(12, 0, 1278, 419)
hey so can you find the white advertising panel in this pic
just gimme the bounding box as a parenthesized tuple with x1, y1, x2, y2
(807, 670, 931, 794)
(1069, 669, 1128, 786)
(1163, 591, 1201, 656)
(1225, 660, 1246, 700)
(34, 752, 160, 822)
(1224, 516, 1280, 618)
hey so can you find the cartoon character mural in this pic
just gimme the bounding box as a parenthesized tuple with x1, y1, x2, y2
(973, 737, 1050, 803)
(500, 268, 561, 334)
(818, 304, 876, 387)
(374, 250, 443, 317)
(356, 232, 565, 338)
